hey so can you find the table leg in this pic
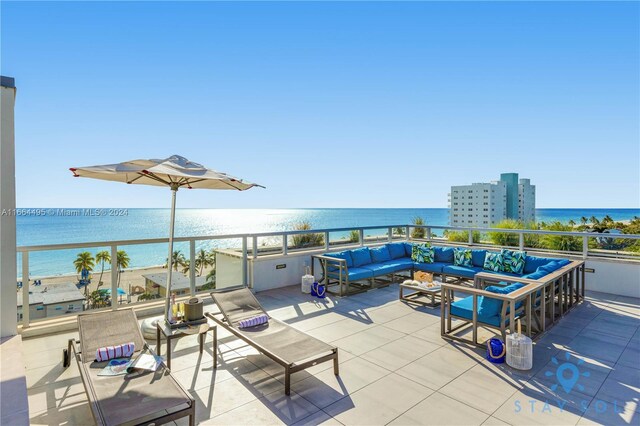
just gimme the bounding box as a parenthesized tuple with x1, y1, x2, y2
(156, 326, 161, 356)
(199, 332, 204, 354)
(213, 327, 217, 369)
(166, 337, 172, 370)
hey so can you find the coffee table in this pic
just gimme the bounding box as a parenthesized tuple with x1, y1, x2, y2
(156, 319, 217, 370)
(399, 280, 443, 307)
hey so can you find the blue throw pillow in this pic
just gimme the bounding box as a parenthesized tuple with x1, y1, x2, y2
(478, 282, 526, 317)
(453, 248, 473, 267)
(350, 247, 372, 267)
(386, 243, 406, 259)
(483, 252, 504, 272)
(411, 244, 434, 263)
(434, 246, 454, 263)
(471, 250, 487, 267)
(326, 251, 353, 268)
(370, 246, 392, 263)
(501, 249, 527, 275)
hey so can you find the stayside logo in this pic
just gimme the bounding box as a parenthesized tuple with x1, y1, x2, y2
(514, 351, 624, 417)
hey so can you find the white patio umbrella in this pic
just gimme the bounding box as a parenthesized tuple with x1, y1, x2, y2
(70, 154, 264, 321)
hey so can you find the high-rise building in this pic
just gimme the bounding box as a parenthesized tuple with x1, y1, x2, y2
(448, 173, 535, 227)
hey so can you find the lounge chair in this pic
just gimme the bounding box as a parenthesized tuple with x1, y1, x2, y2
(206, 287, 339, 395)
(63, 309, 195, 426)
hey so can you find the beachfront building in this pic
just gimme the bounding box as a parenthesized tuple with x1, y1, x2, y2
(449, 172, 535, 227)
(16, 282, 85, 322)
(143, 273, 209, 297)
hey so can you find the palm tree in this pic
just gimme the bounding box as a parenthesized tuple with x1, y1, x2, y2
(94, 250, 111, 289)
(74, 252, 95, 296)
(580, 217, 588, 227)
(195, 249, 215, 276)
(411, 217, 426, 239)
(181, 260, 191, 275)
(589, 216, 600, 226)
(116, 250, 130, 287)
(603, 215, 614, 225)
(568, 219, 576, 228)
(166, 250, 186, 271)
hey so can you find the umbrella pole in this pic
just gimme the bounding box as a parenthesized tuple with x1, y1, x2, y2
(164, 185, 179, 321)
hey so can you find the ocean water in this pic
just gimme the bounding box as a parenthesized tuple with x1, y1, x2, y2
(17, 208, 639, 277)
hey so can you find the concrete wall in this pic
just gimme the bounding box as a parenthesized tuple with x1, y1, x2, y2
(250, 252, 314, 293)
(215, 250, 244, 290)
(584, 258, 640, 298)
(0, 77, 17, 337)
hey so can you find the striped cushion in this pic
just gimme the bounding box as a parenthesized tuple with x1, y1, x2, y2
(238, 314, 269, 329)
(95, 342, 135, 362)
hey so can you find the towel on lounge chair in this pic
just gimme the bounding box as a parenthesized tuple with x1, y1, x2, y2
(95, 342, 135, 361)
(238, 314, 269, 329)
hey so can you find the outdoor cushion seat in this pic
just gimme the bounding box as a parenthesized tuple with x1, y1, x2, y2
(450, 296, 501, 327)
(361, 262, 401, 276)
(414, 261, 448, 273)
(434, 246, 455, 263)
(370, 246, 392, 263)
(442, 265, 484, 279)
(471, 250, 487, 267)
(374, 258, 413, 272)
(484, 270, 521, 278)
(351, 248, 373, 267)
(327, 266, 373, 282)
(522, 270, 548, 280)
(523, 256, 557, 274)
(324, 250, 353, 267)
(386, 243, 407, 259)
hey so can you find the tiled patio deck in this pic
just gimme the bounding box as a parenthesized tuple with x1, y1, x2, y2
(23, 284, 639, 425)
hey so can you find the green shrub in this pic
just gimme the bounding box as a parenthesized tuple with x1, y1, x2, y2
(445, 230, 480, 243)
(348, 230, 360, 243)
(410, 216, 426, 239)
(138, 292, 161, 301)
(487, 219, 521, 247)
(540, 221, 581, 252)
(291, 221, 325, 248)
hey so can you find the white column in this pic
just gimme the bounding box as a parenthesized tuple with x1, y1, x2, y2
(0, 76, 17, 337)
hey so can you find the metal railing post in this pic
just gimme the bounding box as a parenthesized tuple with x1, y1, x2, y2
(388, 227, 393, 242)
(324, 231, 329, 250)
(405, 226, 410, 240)
(468, 230, 473, 245)
(426, 227, 432, 241)
(583, 236, 588, 259)
(252, 236, 258, 259)
(189, 239, 196, 296)
(359, 229, 364, 246)
(519, 233, 524, 251)
(111, 245, 118, 310)
(282, 234, 288, 256)
(242, 237, 248, 286)
(21, 251, 29, 327)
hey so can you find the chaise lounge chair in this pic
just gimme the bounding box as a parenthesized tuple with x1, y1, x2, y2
(206, 287, 339, 395)
(63, 309, 195, 426)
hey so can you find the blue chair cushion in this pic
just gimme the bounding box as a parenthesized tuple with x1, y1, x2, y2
(414, 262, 448, 273)
(411, 244, 435, 263)
(557, 259, 571, 267)
(483, 252, 504, 272)
(539, 261, 564, 274)
(450, 296, 501, 327)
(404, 243, 414, 257)
(376, 259, 413, 273)
(361, 263, 399, 276)
(386, 243, 407, 259)
(442, 265, 484, 279)
(522, 270, 548, 280)
(453, 248, 473, 267)
(370, 246, 392, 263)
(523, 256, 556, 274)
(325, 251, 353, 268)
(478, 282, 526, 317)
(501, 249, 527, 275)
(328, 266, 373, 282)
(351, 247, 372, 267)
(472, 250, 487, 267)
(434, 246, 454, 263)
(484, 270, 520, 277)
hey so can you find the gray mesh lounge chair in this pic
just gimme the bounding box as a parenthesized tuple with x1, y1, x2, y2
(206, 288, 339, 395)
(62, 309, 195, 426)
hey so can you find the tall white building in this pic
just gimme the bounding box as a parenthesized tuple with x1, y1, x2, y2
(448, 173, 535, 227)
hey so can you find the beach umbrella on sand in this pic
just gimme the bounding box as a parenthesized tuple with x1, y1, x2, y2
(70, 155, 263, 322)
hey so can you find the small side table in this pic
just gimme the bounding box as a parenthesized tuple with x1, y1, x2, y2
(399, 281, 442, 307)
(156, 319, 217, 370)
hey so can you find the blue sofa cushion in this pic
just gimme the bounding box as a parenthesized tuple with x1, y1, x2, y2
(485, 270, 520, 277)
(411, 244, 434, 263)
(450, 296, 501, 327)
(325, 251, 353, 268)
(386, 243, 407, 259)
(414, 262, 448, 273)
(328, 266, 373, 282)
(403, 243, 414, 257)
(350, 248, 372, 267)
(453, 248, 473, 267)
(434, 246, 454, 263)
(501, 249, 527, 275)
(557, 259, 571, 267)
(361, 263, 399, 276)
(483, 252, 504, 272)
(478, 282, 526, 317)
(472, 250, 487, 267)
(539, 261, 564, 274)
(370, 246, 392, 263)
(442, 265, 484, 279)
(376, 259, 413, 273)
(523, 256, 556, 274)
(522, 270, 548, 280)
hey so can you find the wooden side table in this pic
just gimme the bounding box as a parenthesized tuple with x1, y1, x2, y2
(399, 281, 442, 307)
(156, 319, 217, 370)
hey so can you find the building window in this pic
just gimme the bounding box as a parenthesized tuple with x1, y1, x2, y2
(36, 306, 44, 311)
(55, 306, 62, 310)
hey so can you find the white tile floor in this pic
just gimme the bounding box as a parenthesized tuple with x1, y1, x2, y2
(22, 285, 640, 425)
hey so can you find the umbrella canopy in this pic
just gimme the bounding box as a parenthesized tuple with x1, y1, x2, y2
(70, 155, 263, 191)
(70, 155, 263, 322)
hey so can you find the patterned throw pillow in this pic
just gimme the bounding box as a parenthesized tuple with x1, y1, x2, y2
(483, 252, 504, 272)
(411, 244, 434, 263)
(501, 249, 527, 274)
(453, 248, 473, 267)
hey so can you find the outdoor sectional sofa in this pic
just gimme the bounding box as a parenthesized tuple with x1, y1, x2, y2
(311, 242, 585, 345)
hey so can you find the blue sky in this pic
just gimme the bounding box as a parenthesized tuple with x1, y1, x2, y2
(2, 1, 638, 208)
